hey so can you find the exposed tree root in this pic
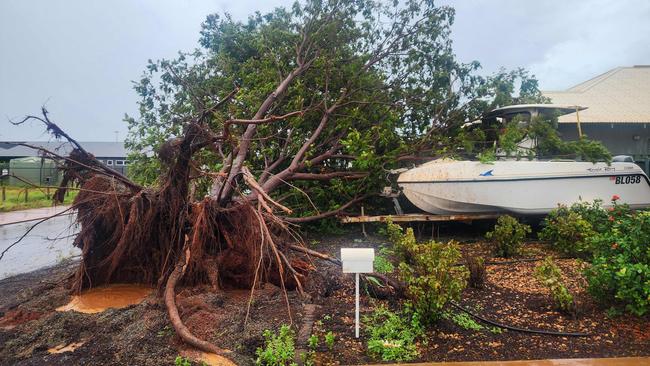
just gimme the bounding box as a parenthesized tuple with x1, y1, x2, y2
(164, 242, 231, 356)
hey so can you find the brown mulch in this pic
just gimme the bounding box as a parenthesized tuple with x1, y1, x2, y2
(0, 230, 649, 365)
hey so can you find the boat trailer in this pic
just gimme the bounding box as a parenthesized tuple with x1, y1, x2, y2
(339, 212, 503, 223)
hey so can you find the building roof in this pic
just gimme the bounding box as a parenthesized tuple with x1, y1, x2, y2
(542, 65, 650, 124)
(0, 141, 128, 158)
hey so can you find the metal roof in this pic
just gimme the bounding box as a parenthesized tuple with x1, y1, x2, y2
(543, 66, 650, 124)
(0, 141, 128, 158)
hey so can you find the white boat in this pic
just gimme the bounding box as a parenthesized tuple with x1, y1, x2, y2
(397, 159, 650, 215)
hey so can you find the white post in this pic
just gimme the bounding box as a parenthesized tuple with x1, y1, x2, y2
(355, 272, 360, 338)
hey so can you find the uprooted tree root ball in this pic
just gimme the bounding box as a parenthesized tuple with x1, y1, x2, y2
(10, 107, 398, 361)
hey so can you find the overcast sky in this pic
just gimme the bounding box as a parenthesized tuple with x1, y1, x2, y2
(1, 0, 649, 141)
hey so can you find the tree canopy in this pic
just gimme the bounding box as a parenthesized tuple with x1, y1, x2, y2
(124, 0, 608, 221)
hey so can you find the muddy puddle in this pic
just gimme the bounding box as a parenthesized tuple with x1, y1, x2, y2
(200, 352, 237, 366)
(56, 284, 152, 313)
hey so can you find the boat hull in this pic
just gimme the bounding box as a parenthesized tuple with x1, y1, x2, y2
(397, 160, 650, 215)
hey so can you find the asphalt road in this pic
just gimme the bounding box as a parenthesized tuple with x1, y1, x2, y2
(0, 214, 79, 280)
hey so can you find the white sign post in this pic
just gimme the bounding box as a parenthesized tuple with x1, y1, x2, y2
(341, 248, 374, 338)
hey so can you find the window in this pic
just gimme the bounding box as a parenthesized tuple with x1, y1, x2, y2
(106, 160, 113, 165)
(115, 160, 124, 166)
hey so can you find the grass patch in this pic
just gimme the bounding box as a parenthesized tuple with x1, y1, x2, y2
(0, 186, 77, 212)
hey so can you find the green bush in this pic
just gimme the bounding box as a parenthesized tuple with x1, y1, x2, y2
(364, 305, 423, 362)
(539, 206, 596, 258)
(534, 257, 575, 314)
(485, 215, 531, 257)
(386, 220, 416, 263)
(386, 221, 468, 324)
(585, 209, 650, 316)
(255, 325, 297, 366)
(374, 247, 395, 274)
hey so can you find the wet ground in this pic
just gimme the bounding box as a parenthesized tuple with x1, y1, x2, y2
(0, 214, 79, 280)
(0, 227, 648, 365)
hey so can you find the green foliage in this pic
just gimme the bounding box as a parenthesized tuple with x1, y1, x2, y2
(374, 247, 395, 274)
(585, 209, 650, 316)
(485, 215, 531, 258)
(324, 331, 335, 350)
(174, 356, 191, 366)
(535, 257, 576, 314)
(444, 311, 483, 331)
(387, 221, 468, 325)
(364, 305, 423, 362)
(307, 334, 318, 350)
(477, 149, 496, 164)
(124, 0, 554, 225)
(539, 205, 597, 258)
(527, 117, 611, 163)
(255, 325, 297, 366)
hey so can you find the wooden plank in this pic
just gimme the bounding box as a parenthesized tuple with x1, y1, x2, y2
(339, 213, 502, 223)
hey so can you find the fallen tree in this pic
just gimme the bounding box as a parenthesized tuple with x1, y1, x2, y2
(5, 0, 564, 359)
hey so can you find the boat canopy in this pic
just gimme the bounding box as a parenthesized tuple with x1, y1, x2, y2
(483, 104, 587, 121)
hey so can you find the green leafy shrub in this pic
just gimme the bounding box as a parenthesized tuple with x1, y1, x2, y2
(324, 331, 335, 350)
(255, 325, 297, 366)
(364, 305, 423, 362)
(534, 257, 576, 315)
(386, 221, 468, 324)
(539, 207, 596, 258)
(585, 209, 650, 316)
(485, 215, 531, 257)
(374, 247, 395, 274)
(464, 254, 486, 289)
(386, 220, 416, 263)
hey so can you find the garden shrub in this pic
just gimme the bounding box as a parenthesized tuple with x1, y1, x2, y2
(374, 247, 395, 274)
(386, 220, 416, 263)
(386, 221, 468, 324)
(534, 257, 576, 315)
(585, 209, 650, 316)
(255, 325, 297, 366)
(485, 215, 531, 257)
(539, 206, 596, 258)
(364, 305, 423, 362)
(464, 254, 486, 289)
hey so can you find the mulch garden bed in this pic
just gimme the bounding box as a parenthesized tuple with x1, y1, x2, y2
(1, 225, 649, 365)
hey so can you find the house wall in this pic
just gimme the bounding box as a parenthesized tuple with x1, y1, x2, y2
(558, 123, 650, 172)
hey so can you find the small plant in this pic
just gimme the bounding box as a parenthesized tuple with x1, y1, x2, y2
(322, 314, 332, 322)
(307, 334, 318, 350)
(324, 331, 335, 350)
(485, 215, 531, 257)
(364, 305, 423, 362)
(535, 257, 576, 315)
(374, 253, 395, 274)
(539, 205, 596, 258)
(175, 356, 191, 366)
(464, 254, 486, 289)
(444, 311, 483, 331)
(157, 325, 174, 338)
(255, 325, 297, 366)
